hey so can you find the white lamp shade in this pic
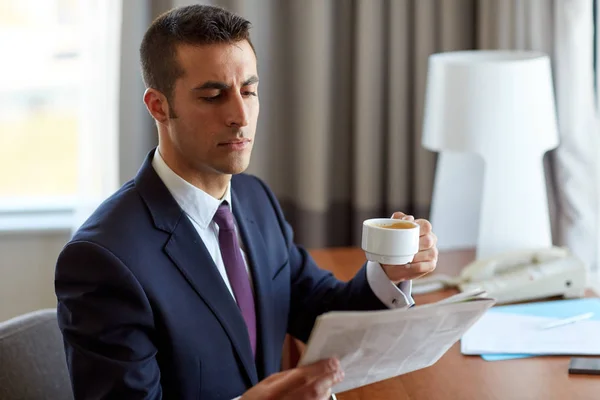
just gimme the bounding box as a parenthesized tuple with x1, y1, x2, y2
(422, 50, 560, 259)
(422, 51, 559, 158)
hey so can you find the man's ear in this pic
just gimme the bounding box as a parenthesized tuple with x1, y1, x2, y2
(143, 88, 170, 123)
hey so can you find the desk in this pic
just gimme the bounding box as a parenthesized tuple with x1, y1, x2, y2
(302, 247, 600, 400)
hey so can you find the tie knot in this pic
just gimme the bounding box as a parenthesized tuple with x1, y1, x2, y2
(213, 203, 236, 231)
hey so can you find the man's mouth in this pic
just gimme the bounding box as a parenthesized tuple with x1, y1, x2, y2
(218, 138, 252, 150)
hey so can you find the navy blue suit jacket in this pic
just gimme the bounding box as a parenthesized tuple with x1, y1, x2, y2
(55, 151, 386, 399)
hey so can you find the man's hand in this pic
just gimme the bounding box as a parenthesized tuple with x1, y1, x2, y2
(241, 358, 344, 400)
(381, 212, 438, 283)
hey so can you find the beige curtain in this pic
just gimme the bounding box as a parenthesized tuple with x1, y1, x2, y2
(137, 0, 597, 266)
(167, 0, 475, 247)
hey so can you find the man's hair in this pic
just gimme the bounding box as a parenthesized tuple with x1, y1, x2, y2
(140, 5, 254, 105)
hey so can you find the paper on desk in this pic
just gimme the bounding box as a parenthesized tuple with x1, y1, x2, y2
(478, 299, 600, 361)
(299, 295, 494, 394)
(461, 312, 600, 356)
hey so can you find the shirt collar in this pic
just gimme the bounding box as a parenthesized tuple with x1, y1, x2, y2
(151, 149, 232, 229)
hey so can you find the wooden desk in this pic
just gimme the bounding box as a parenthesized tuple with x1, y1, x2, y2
(304, 247, 600, 400)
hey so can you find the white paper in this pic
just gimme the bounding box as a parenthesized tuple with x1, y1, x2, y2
(461, 312, 600, 355)
(299, 295, 495, 393)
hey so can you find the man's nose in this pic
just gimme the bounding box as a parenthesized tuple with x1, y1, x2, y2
(225, 93, 249, 128)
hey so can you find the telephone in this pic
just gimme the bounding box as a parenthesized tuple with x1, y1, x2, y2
(413, 246, 588, 304)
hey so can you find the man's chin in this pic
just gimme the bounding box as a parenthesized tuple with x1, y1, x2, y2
(226, 166, 248, 175)
(217, 159, 251, 176)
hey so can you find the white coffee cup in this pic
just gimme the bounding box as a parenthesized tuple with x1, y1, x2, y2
(361, 218, 420, 265)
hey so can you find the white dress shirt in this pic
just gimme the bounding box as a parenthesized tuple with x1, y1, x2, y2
(151, 149, 414, 309)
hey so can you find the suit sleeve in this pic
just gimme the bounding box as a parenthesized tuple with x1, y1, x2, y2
(55, 240, 161, 399)
(254, 177, 388, 343)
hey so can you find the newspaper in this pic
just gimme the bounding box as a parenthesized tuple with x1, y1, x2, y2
(299, 290, 495, 393)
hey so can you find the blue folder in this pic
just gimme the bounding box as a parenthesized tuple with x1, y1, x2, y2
(481, 298, 600, 361)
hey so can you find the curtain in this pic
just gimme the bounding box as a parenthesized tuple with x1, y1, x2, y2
(166, 0, 476, 247)
(477, 0, 600, 271)
(123, 0, 598, 273)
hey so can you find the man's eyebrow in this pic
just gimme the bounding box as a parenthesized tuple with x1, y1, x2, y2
(193, 81, 229, 91)
(191, 76, 259, 91)
(243, 75, 259, 86)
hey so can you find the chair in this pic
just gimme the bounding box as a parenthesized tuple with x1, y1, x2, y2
(0, 309, 73, 400)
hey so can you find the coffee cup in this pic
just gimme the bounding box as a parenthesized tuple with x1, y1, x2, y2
(361, 218, 420, 265)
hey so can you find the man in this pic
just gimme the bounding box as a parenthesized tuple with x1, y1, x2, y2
(55, 5, 438, 400)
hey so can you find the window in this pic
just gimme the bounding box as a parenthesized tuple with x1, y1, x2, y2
(0, 0, 79, 201)
(0, 0, 120, 230)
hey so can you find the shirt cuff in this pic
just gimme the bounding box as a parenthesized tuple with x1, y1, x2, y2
(366, 261, 415, 309)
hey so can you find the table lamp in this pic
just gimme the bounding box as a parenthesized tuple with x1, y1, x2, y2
(422, 50, 559, 259)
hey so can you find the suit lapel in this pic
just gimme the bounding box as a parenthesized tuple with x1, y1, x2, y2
(164, 217, 259, 386)
(232, 189, 274, 380)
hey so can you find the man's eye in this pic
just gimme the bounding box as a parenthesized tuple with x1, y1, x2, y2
(243, 91, 257, 97)
(201, 95, 221, 103)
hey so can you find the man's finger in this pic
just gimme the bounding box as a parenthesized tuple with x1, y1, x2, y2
(412, 247, 438, 263)
(391, 212, 415, 221)
(382, 260, 437, 280)
(419, 233, 437, 250)
(304, 370, 343, 400)
(269, 358, 340, 395)
(286, 363, 344, 400)
(415, 219, 432, 235)
(406, 261, 436, 275)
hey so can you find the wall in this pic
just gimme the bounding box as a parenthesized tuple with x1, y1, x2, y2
(0, 230, 69, 322)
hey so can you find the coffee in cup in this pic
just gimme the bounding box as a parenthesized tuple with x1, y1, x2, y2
(373, 221, 416, 230)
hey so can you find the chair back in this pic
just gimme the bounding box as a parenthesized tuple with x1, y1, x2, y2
(0, 309, 73, 400)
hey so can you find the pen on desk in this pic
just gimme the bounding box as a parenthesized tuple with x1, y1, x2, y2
(538, 312, 594, 330)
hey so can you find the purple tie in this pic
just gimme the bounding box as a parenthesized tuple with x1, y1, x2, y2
(213, 203, 257, 356)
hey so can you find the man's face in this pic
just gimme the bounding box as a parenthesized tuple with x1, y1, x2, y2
(162, 40, 259, 178)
